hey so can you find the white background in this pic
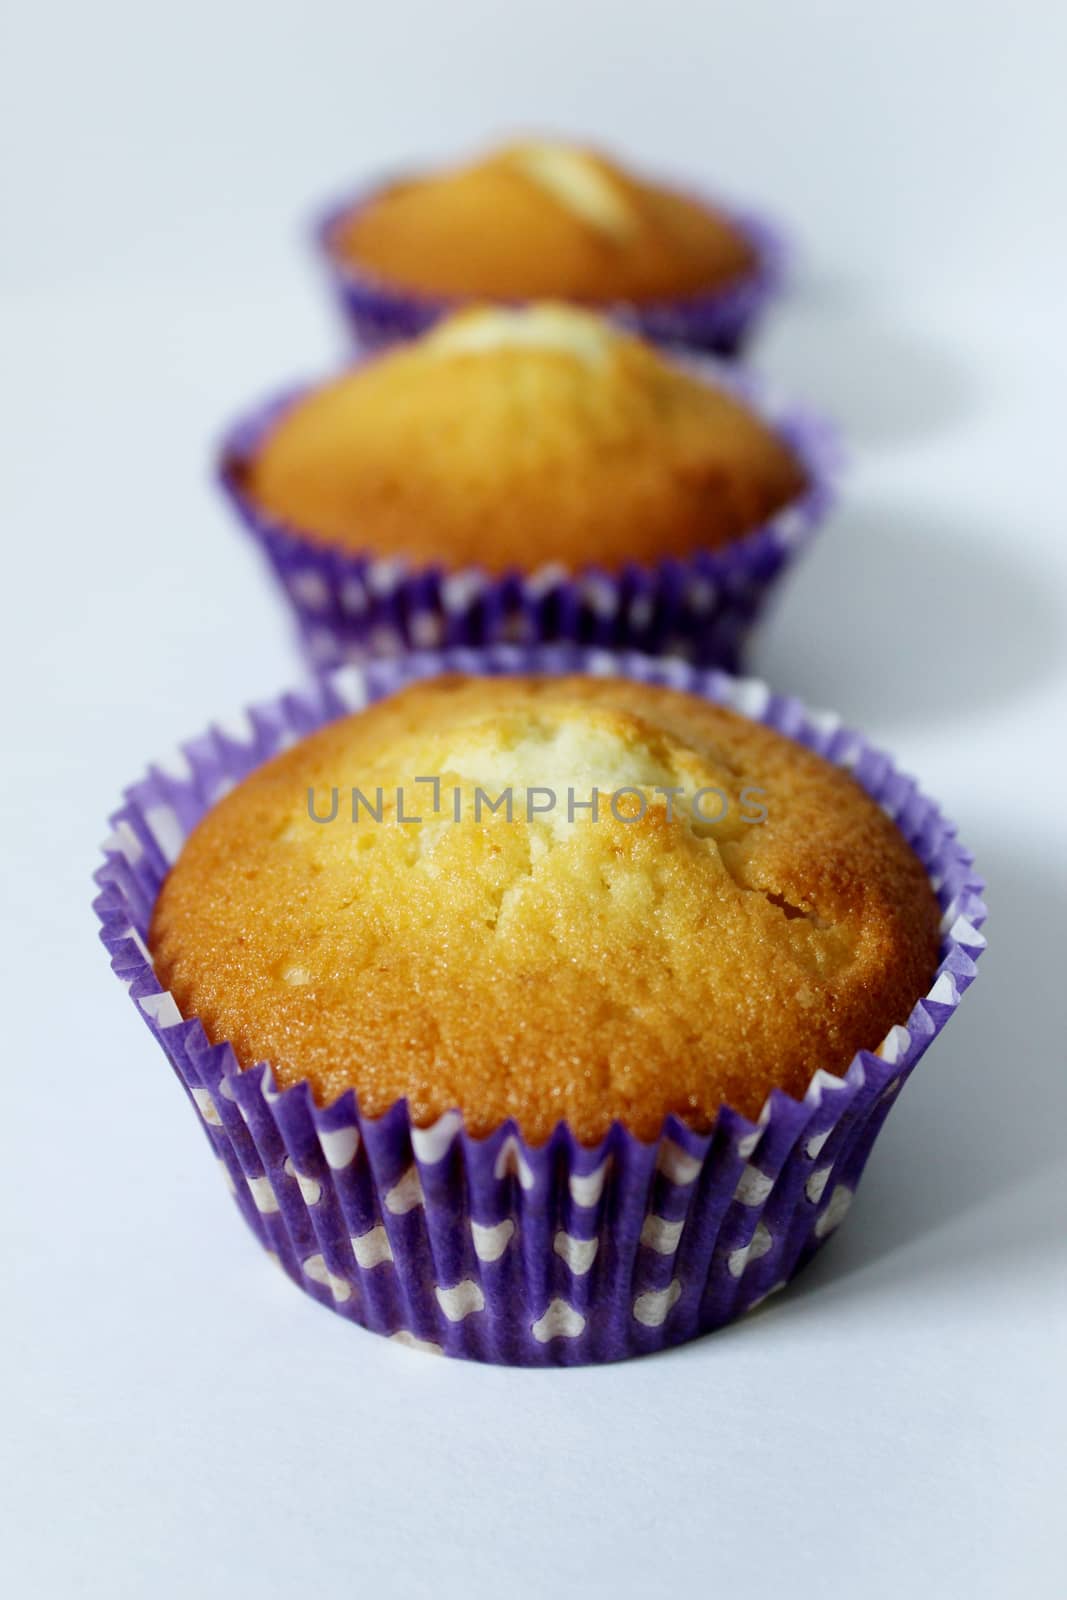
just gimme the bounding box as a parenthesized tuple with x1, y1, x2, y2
(2, 2, 1065, 1595)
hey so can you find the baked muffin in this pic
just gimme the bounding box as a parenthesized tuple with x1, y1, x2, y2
(317, 138, 783, 359)
(327, 140, 759, 306)
(150, 673, 941, 1144)
(101, 649, 984, 1362)
(229, 303, 808, 576)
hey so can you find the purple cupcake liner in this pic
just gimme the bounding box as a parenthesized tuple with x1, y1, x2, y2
(94, 645, 985, 1366)
(219, 355, 838, 675)
(315, 185, 787, 359)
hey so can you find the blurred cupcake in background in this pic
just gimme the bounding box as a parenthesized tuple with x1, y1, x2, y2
(316, 138, 786, 356)
(219, 303, 835, 670)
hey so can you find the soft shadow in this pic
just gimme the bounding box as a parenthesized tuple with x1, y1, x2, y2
(759, 279, 977, 448)
(753, 505, 1065, 731)
(770, 841, 1066, 1315)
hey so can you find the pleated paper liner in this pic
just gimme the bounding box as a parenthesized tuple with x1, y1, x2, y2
(94, 646, 985, 1366)
(218, 356, 838, 675)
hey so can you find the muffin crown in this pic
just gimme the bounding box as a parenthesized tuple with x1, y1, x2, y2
(329, 138, 758, 303)
(238, 305, 807, 573)
(150, 674, 941, 1143)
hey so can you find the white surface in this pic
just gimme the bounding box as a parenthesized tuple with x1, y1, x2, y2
(2, 2, 1065, 1595)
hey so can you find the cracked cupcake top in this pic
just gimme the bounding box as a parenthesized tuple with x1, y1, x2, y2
(236, 304, 806, 573)
(150, 674, 941, 1143)
(327, 139, 758, 304)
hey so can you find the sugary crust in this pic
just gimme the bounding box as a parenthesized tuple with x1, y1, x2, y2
(330, 143, 757, 303)
(239, 311, 806, 572)
(150, 676, 942, 1144)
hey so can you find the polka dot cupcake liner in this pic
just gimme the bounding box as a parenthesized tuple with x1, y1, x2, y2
(218, 356, 839, 675)
(314, 189, 787, 359)
(94, 646, 985, 1366)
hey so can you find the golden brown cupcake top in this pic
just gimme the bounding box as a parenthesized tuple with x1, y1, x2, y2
(151, 674, 941, 1144)
(329, 139, 757, 305)
(237, 304, 806, 573)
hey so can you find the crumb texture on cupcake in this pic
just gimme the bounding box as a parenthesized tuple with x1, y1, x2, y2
(330, 140, 757, 303)
(237, 305, 806, 572)
(150, 675, 941, 1144)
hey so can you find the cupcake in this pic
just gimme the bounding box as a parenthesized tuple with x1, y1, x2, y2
(95, 647, 985, 1366)
(316, 138, 785, 356)
(220, 304, 835, 671)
